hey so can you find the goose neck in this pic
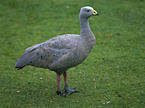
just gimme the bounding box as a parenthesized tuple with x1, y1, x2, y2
(79, 17, 92, 36)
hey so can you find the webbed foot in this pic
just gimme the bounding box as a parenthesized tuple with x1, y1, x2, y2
(64, 88, 79, 94)
(56, 90, 67, 97)
(56, 88, 79, 96)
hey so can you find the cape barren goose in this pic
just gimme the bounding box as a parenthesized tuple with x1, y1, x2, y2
(15, 6, 99, 96)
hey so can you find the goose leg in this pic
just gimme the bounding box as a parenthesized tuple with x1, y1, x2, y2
(56, 74, 67, 96)
(56, 75, 61, 95)
(63, 71, 79, 94)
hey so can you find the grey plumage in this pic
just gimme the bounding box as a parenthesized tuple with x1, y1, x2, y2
(15, 6, 98, 75)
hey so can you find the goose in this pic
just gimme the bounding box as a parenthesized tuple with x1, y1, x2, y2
(15, 6, 99, 96)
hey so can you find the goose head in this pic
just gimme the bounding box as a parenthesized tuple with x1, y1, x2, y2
(79, 6, 99, 19)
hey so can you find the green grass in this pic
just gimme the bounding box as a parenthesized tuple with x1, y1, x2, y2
(0, 0, 144, 107)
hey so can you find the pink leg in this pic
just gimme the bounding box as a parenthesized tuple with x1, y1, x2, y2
(57, 75, 61, 92)
(63, 71, 68, 85)
(56, 71, 79, 96)
(63, 71, 79, 93)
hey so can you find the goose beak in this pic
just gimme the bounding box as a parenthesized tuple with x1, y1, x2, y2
(92, 10, 99, 16)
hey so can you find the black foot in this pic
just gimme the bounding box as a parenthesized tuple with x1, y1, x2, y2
(56, 91, 67, 97)
(65, 88, 79, 95)
(56, 90, 61, 95)
(65, 88, 79, 94)
(56, 88, 79, 96)
(63, 84, 79, 95)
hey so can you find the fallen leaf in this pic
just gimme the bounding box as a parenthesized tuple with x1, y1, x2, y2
(106, 101, 110, 104)
(102, 101, 110, 104)
(66, 6, 70, 9)
(115, 66, 120, 68)
(105, 34, 113, 37)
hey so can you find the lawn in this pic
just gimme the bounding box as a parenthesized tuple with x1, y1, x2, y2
(0, 0, 144, 107)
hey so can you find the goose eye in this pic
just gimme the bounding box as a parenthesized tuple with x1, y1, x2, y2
(87, 10, 90, 12)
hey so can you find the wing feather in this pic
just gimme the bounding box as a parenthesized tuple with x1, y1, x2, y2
(15, 34, 81, 70)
